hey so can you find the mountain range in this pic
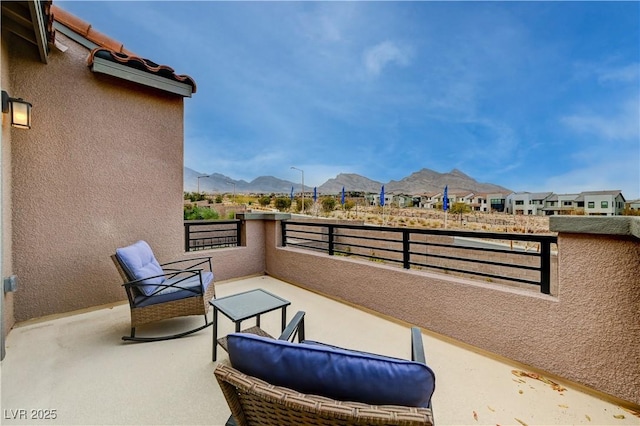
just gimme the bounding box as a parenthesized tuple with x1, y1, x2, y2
(185, 167, 511, 195)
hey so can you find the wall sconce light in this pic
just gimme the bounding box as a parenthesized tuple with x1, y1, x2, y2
(2, 90, 32, 129)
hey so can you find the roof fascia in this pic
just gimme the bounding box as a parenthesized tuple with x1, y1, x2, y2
(91, 56, 193, 98)
(29, 0, 49, 63)
(54, 20, 99, 50)
(55, 22, 193, 97)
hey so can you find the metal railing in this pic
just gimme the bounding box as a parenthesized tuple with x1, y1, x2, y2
(184, 220, 241, 252)
(282, 221, 557, 294)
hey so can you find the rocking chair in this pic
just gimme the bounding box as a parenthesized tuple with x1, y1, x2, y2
(112, 240, 216, 342)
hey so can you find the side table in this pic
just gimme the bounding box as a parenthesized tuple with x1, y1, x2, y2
(209, 288, 291, 361)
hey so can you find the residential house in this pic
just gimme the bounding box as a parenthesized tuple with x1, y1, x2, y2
(468, 193, 486, 212)
(367, 191, 393, 207)
(416, 191, 441, 209)
(543, 193, 580, 216)
(1, 3, 202, 344)
(578, 190, 625, 216)
(505, 192, 553, 215)
(393, 193, 413, 208)
(486, 192, 508, 212)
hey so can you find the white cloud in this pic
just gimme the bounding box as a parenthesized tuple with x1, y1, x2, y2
(597, 63, 640, 84)
(561, 98, 639, 141)
(543, 155, 640, 199)
(363, 41, 412, 76)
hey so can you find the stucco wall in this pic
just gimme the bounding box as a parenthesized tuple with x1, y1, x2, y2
(1, 32, 16, 335)
(265, 219, 640, 405)
(8, 32, 188, 321)
(203, 218, 266, 282)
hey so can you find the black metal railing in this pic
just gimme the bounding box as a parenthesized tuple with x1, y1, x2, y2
(184, 220, 241, 252)
(282, 221, 557, 294)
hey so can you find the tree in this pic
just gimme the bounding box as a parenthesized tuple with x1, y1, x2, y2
(450, 202, 471, 215)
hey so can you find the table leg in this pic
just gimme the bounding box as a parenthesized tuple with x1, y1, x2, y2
(281, 306, 288, 332)
(235, 321, 241, 332)
(212, 307, 219, 362)
(256, 314, 261, 328)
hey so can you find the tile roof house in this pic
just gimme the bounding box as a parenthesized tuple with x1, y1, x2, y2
(1, 1, 199, 341)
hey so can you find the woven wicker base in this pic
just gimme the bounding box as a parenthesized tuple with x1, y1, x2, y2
(215, 362, 434, 426)
(217, 326, 275, 352)
(131, 281, 216, 328)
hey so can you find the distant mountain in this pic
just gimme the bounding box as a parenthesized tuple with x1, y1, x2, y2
(247, 176, 298, 193)
(184, 167, 511, 195)
(318, 173, 383, 194)
(184, 168, 296, 193)
(385, 168, 511, 194)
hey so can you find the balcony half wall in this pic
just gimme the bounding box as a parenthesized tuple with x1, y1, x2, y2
(262, 215, 640, 406)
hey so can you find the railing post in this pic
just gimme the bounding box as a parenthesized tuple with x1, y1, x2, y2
(540, 239, 551, 294)
(236, 219, 242, 246)
(281, 221, 287, 247)
(184, 222, 190, 252)
(403, 230, 410, 269)
(328, 225, 334, 255)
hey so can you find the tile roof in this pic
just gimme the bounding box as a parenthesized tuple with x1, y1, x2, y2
(51, 4, 196, 93)
(87, 48, 197, 92)
(51, 5, 132, 55)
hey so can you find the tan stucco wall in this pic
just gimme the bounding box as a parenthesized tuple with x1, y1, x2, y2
(1, 32, 16, 335)
(265, 219, 640, 405)
(204, 218, 266, 282)
(7, 32, 188, 321)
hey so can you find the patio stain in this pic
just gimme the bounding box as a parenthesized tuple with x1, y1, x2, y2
(512, 369, 567, 392)
(622, 407, 640, 418)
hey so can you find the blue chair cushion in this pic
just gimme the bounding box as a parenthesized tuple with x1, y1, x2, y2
(133, 271, 214, 308)
(227, 333, 436, 408)
(116, 240, 166, 296)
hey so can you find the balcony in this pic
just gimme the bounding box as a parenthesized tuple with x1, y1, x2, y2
(2, 275, 637, 425)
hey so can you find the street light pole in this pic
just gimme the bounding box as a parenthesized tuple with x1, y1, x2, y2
(290, 166, 304, 214)
(227, 181, 236, 204)
(197, 175, 210, 194)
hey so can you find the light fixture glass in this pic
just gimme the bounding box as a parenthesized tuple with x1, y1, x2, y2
(10, 99, 31, 129)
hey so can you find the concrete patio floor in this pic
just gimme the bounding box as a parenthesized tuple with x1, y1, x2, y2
(1, 275, 638, 425)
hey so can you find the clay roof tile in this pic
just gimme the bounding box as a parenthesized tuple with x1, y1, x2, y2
(51, 5, 91, 38)
(87, 28, 124, 53)
(52, 5, 128, 54)
(52, 5, 196, 94)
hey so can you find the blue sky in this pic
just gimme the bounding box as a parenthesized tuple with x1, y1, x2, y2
(59, 1, 639, 198)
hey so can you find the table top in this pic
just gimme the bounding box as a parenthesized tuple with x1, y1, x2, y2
(209, 288, 290, 322)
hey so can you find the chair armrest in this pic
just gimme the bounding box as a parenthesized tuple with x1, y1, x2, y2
(411, 327, 426, 364)
(278, 311, 305, 343)
(161, 256, 212, 270)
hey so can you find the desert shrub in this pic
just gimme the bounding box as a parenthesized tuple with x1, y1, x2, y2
(295, 198, 313, 213)
(184, 205, 219, 220)
(274, 197, 292, 212)
(258, 196, 271, 207)
(321, 197, 336, 212)
(184, 191, 205, 202)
